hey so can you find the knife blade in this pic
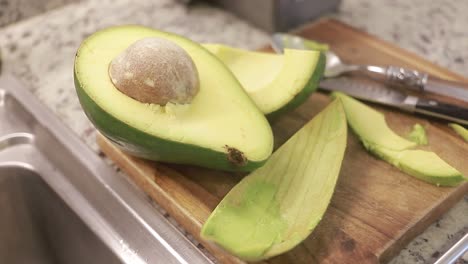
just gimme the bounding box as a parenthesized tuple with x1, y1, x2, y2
(320, 77, 468, 126)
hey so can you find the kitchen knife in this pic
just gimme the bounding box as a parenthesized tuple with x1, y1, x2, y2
(319, 77, 468, 126)
(272, 33, 468, 103)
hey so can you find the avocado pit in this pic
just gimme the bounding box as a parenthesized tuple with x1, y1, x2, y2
(109, 37, 199, 105)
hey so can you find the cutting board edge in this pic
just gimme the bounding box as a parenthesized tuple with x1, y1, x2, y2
(378, 181, 468, 262)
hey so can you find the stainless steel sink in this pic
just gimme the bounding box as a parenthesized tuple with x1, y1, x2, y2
(0, 165, 123, 264)
(0, 75, 212, 264)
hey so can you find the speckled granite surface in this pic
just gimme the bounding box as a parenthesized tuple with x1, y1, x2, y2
(335, 0, 468, 78)
(0, 0, 78, 27)
(0, 0, 466, 263)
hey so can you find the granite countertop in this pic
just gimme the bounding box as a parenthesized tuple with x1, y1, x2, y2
(0, 0, 467, 263)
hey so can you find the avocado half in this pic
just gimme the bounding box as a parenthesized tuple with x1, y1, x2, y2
(203, 44, 326, 117)
(332, 92, 466, 186)
(74, 26, 274, 171)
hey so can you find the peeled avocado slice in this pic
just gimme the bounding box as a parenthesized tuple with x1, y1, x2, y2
(408, 124, 428, 145)
(201, 99, 347, 261)
(74, 26, 273, 171)
(377, 149, 464, 186)
(203, 44, 325, 117)
(333, 92, 466, 186)
(449, 123, 468, 142)
(331, 91, 416, 151)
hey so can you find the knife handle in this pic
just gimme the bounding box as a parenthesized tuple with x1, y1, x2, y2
(384, 67, 468, 102)
(413, 98, 468, 126)
(384, 66, 428, 91)
(424, 76, 468, 102)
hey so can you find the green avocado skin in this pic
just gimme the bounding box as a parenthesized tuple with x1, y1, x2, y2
(74, 71, 265, 172)
(267, 52, 326, 120)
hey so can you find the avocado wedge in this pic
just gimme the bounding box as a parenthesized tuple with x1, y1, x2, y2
(332, 92, 466, 186)
(74, 26, 274, 171)
(201, 99, 347, 261)
(204, 44, 325, 117)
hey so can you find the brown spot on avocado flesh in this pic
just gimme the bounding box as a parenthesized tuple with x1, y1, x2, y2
(225, 145, 247, 166)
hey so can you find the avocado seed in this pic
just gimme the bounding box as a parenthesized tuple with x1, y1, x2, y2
(109, 37, 199, 105)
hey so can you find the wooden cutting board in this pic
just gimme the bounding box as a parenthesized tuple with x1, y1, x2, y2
(97, 18, 468, 263)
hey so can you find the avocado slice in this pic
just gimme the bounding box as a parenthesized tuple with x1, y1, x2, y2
(377, 148, 465, 186)
(203, 44, 325, 117)
(408, 123, 428, 145)
(449, 123, 468, 142)
(74, 26, 274, 171)
(333, 92, 466, 186)
(201, 99, 347, 261)
(331, 92, 417, 151)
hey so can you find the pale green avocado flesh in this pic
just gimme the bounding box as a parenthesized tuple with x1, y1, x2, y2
(408, 124, 428, 145)
(377, 149, 465, 186)
(201, 99, 347, 261)
(449, 123, 468, 142)
(278, 34, 329, 52)
(302, 39, 329, 52)
(203, 44, 325, 117)
(331, 92, 416, 151)
(333, 92, 466, 186)
(74, 26, 273, 171)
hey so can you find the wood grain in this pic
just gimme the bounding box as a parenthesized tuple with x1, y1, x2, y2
(97, 18, 468, 264)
